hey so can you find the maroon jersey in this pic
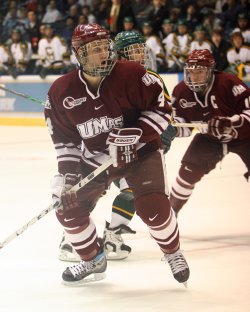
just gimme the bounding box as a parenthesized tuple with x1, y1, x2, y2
(45, 60, 171, 174)
(172, 71, 250, 142)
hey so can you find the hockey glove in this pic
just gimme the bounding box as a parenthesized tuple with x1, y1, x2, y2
(107, 128, 142, 167)
(207, 115, 243, 141)
(160, 124, 177, 154)
(51, 173, 81, 214)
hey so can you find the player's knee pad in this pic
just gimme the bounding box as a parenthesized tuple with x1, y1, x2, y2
(56, 206, 90, 228)
(179, 163, 205, 185)
(135, 193, 171, 226)
(112, 189, 135, 220)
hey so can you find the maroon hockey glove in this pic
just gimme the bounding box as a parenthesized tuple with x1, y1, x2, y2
(107, 128, 142, 167)
(208, 116, 231, 137)
(51, 173, 81, 215)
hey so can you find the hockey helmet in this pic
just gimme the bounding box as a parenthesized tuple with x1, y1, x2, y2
(114, 31, 152, 69)
(184, 49, 216, 93)
(71, 24, 117, 77)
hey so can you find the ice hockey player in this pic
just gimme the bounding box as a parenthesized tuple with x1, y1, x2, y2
(45, 23, 189, 286)
(170, 49, 250, 216)
(59, 29, 176, 263)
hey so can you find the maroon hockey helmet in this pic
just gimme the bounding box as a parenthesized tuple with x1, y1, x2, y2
(71, 23, 110, 51)
(185, 49, 216, 68)
(184, 49, 216, 92)
(71, 24, 117, 77)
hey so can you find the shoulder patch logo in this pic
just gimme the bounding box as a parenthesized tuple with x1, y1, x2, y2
(44, 96, 51, 109)
(142, 73, 156, 86)
(63, 96, 87, 109)
(232, 84, 246, 96)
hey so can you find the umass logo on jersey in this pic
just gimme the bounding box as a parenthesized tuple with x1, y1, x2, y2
(63, 96, 87, 109)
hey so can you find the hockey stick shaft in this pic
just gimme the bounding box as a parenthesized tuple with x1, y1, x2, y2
(0, 158, 113, 249)
(172, 122, 208, 129)
(0, 85, 45, 105)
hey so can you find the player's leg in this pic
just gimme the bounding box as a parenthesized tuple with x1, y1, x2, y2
(126, 150, 190, 285)
(170, 133, 224, 216)
(57, 170, 108, 285)
(104, 178, 136, 260)
(230, 140, 250, 181)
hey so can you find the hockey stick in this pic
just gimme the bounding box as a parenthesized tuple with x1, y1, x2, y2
(172, 122, 208, 130)
(0, 84, 45, 105)
(0, 158, 113, 250)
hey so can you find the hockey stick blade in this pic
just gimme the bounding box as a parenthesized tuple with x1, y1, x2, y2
(0, 158, 113, 250)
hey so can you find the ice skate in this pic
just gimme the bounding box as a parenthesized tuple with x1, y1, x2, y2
(62, 251, 107, 286)
(58, 233, 81, 262)
(103, 221, 135, 260)
(163, 249, 190, 287)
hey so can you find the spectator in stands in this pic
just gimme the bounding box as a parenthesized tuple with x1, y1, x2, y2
(237, 13, 250, 44)
(221, 0, 241, 37)
(94, 0, 111, 28)
(107, 0, 135, 37)
(146, 0, 169, 34)
(184, 4, 201, 33)
(78, 14, 89, 25)
(201, 7, 222, 38)
(25, 10, 41, 53)
(226, 29, 250, 79)
(42, 0, 63, 24)
(211, 28, 230, 71)
(123, 16, 137, 32)
(0, 42, 9, 75)
(35, 24, 68, 79)
(81, 5, 97, 24)
(141, 21, 166, 72)
(175, 19, 192, 70)
(130, 0, 153, 30)
(2, 7, 23, 42)
(7, 28, 33, 78)
(190, 25, 212, 52)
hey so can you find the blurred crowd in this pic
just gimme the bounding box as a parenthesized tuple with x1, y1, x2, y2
(0, 0, 250, 79)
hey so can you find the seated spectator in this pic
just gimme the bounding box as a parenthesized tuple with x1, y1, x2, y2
(141, 21, 166, 72)
(0, 42, 9, 75)
(146, 0, 169, 34)
(237, 13, 250, 44)
(35, 24, 69, 79)
(190, 25, 212, 52)
(107, 0, 135, 37)
(184, 4, 201, 32)
(81, 5, 96, 24)
(211, 28, 230, 71)
(201, 7, 222, 39)
(25, 10, 41, 53)
(42, 0, 63, 24)
(130, 0, 153, 31)
(123, 16, 137, 32)
(78, 15, 89, 25)
(174, 19, 192, 70)
(226, 29, 250, 79)
(6, 28, 33, 78)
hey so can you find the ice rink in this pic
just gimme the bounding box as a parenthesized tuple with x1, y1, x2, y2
(0, 125, 249, 312)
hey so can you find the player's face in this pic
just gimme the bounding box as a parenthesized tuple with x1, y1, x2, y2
(187, 67, 207, 83)
(184, 65, 212, 93)
(126, 43, 145, 63)
(77, 39, 117, 76)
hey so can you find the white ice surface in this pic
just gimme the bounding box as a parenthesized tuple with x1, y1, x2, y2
(0, 126, 249, 312)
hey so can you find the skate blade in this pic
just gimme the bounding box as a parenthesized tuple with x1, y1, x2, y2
(183, 281, 188, 288)
(62, 272, 106, 287)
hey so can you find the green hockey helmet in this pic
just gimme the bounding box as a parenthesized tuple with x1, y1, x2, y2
(114, 31, 145, 51)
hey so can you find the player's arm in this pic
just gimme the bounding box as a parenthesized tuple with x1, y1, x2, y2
(208, 78, 250, 141)
(44, 93, 82, 175)
(130, 67, 173, 144)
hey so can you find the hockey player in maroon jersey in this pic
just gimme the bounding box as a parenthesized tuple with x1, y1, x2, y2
(58, 30, 176, 263)
(170, 49, 250, 216)
(45, 23, 189, 286)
